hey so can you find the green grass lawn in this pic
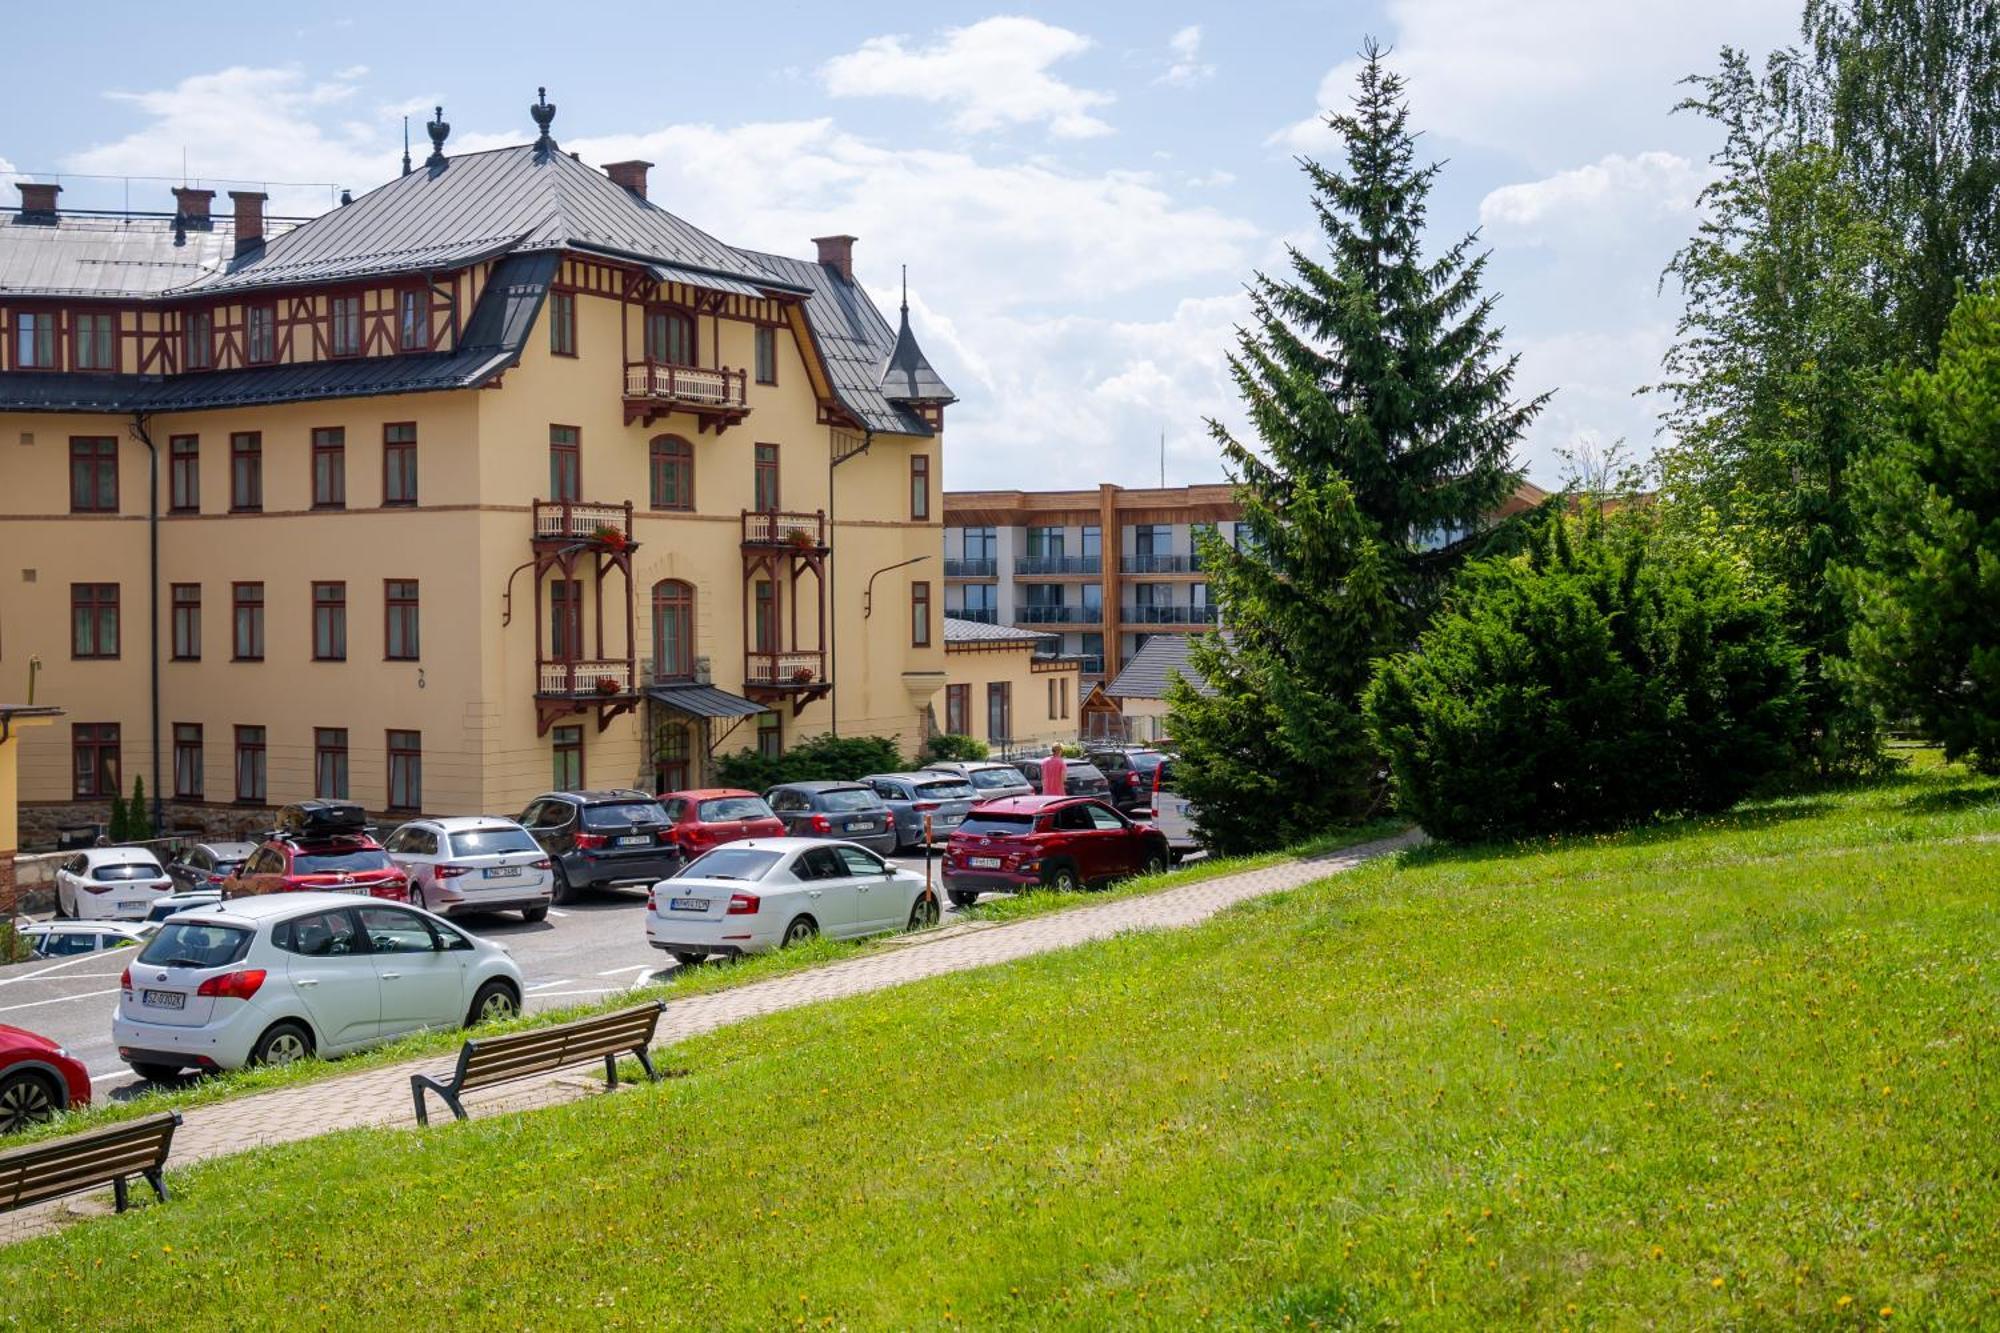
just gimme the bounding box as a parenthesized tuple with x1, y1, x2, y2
(5, 767, 1997, 1327)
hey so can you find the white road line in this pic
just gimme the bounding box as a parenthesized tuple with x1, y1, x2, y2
(522, 987, 614, 999)
(0, 988, 121, 1014)
(0, 952, 134, 986)
(523, 979, 574, 993)
(594, 965, 654, 978)
(545, 909, 570, 918)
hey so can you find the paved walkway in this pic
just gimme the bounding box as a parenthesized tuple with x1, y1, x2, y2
(1, 830, 1419, 1244)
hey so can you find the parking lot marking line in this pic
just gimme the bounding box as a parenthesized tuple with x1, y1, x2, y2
(0, 953, 134, 987)
(545, 909, 571, 919)
(523, 979, 574, 993)
(0, 987, 121, 1014)
(594, 965, 653, 978)
(522, 987, 615, 999)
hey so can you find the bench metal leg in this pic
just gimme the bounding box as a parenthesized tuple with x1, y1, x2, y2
(112, 1176, 130, 1214)
(603, 1052, 619, 1089)
(410, 1075, 466, 1126)
(634, 1046, 660, 1083)
(144, 1169, 168, 1205)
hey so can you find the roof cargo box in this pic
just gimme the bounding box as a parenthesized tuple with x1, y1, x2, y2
(275, 800, 368, 838)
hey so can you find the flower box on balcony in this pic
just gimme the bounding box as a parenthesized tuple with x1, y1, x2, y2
(589, 525, 630, 551)
(790, 666, 816, 685)
(785, 527, 816, 548)
(594, 676, 621, 696)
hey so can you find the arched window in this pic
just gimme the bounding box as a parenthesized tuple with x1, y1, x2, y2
(652, 579, 695, 681)
(649, 436, 694, 511)
(644, 307, 695, 366)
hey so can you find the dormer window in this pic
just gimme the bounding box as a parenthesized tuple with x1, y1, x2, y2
(398, 288, 431, 352)
(14, 311, 57, 369)
(72, 311, 117, 371)
(184, 310, 213, 370)
(331, 295, 362, 357)
(246, 304, 277, 364)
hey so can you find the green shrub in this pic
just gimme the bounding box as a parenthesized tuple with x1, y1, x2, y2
(712, 733, 909, 791)
(920, 733, 988, 763)
(130, 775, 149, 839)
(1364, 516, 1803, 840)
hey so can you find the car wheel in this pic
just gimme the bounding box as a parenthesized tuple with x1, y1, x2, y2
(53, 882, 70, 920)
(249, 1020, 314, 1068)
(781, 915, 818, 948)
(671, 950, 709, 968)
(466, 980, 519, 1027)
(550, 863, 578, 906)
(410, 881, 428, 911)
(1142, 851, 1169, 877)
(520, 903, 549, 924)
(0, 1070, 61, 1133)
(947, 889, 979, 910)
(1043, 862, 1080, 893)
(907, 894, 939, 932)
(128, 1061, 184, 1083)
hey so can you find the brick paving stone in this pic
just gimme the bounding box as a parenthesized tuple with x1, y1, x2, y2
(0, 830, 1420, 1246)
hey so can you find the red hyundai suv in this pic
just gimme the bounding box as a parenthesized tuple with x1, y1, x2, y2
(220, 800, 410, 904)
(940, 795, 1172, 908)
(657, 789, 787, 858)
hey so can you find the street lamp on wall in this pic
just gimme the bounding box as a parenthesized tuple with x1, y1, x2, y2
(862, 554, 930, 618)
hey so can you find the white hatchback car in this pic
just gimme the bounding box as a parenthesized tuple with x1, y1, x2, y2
(382, 816, 555, 921)
(112, 892, 523, 1079)
(19, 921, 153, 958)
(646, 838, 937, 966)
(54, 848, 174, 921)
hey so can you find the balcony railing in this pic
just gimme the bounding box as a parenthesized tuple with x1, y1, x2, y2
(1014, 555, 1102, 576)
(1016, 605, 1103, 625)
(1075, 655, 1106, 676)
(537, 659, 635, 697)
(944, 558, 998, 578)
(950, 608, 999, 624)
(534, 499, 634, 545)
(624, 360, 749, 409)
(741, 509, 828, 550)
(1122, 604, 1220, 625)
(1121, 553, 1203, 574)
(746, 650, 828, 689)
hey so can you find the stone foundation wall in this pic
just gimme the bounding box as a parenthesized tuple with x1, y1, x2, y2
(16, 801, 283, 851)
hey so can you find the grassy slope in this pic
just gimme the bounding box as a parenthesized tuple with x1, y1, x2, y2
(4, 770, 1997, 1327)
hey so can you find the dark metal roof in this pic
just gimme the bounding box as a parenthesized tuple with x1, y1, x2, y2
(944, 617, 1051, 646)
(180, 145, 805, 297)
(0, 212, 250, 299)
(0, 250, 553, 414)
(736, 247, 942, 437)
(646, 262, 767, 299)
(645, 682, 768, 719)
(1106, 633, 1218, 700)
(881, 300, 955, 404)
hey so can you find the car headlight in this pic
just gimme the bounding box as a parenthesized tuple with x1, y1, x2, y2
(53, 1046, 70, 1059)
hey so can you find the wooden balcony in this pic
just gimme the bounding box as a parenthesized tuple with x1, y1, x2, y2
(533, 499, 636, 550)
(744, 650, 831, 714)
(623, 359, 751, 433)
(741, 509, 829, 554)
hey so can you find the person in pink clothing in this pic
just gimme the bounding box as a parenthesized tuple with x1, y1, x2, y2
(1040, 744, 1069, 796)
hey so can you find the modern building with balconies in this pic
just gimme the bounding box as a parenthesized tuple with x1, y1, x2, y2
(0, 93, 953, 832)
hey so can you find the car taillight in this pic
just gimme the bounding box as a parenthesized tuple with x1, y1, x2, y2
(646, 888, 657, 912)
(533, 857, 552, 870)
(1125, 773, 1138, 787)
(726, 892, 760, 915)
(656, 829, 676, 843)
(197, 968, 267, 1000)
(80, 880, 114, 894)
(912, 801, 939, 812)
(435, 865, 471, 879)
(120, 966, 132, 992)
(809, 814, 831, 834)
(207, 873, 228, 885)
(575, 832, 609, 850)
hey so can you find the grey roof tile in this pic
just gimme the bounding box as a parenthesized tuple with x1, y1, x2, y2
(645, 682, 768, 719)
(0, 213, 247, 298)
(944, 617, 1052, 644)
(1106, 634, 1218, 700)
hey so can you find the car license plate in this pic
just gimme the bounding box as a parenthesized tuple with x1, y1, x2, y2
(668, 897, 710, 912)
(617, 835, 651, 846)
(142, 989, 185, 1010)
(849, 820, 876, 832)
(969, 856, 1002, 869)
(483, 866, 522, 879)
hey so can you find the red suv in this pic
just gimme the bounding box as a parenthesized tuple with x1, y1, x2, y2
(221, 801, 410, 903)
(658, 789, 787, 858)
(1, 1024, 92, 1134)
(941, 795, 1172, 908)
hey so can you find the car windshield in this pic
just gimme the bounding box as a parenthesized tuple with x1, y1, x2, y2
(212, 860, 244, 876)
(916, 780, 977, 800)
(967, 768, 1022, 790)
(957, 812, 1038, 836)
(697, 797, 773, 822)
(583, 802, 669, 830)
(92, 862, 161, 881)
(679, 848, 780, 881)
(818, 788, 881, 812)
(449, 829, 540, 857)
(294, 849, 394, 874)
(1065, 761, 1100, 773)
(136, 921, 253, 969)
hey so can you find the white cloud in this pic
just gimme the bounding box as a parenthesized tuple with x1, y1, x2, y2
(820, 17, 1115, 139)
(1480, 151, 1709, 236)
(1510, 323, 1675, 480)
(1156, 25, 1214, 87)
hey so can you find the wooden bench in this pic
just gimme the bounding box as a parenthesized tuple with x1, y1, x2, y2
(0, 1111, 182, 1216)
(410, 1000, 668, 1126)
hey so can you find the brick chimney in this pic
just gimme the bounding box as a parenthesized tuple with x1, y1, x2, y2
(172, 186, 215, 229)
(604, 160, 652, 200)
(15, 182, 60, 221)
(229, 190, 267, 257)
(813, 234, 857, 282)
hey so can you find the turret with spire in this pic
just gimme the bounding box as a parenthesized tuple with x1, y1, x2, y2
(880, 265, 955, 406)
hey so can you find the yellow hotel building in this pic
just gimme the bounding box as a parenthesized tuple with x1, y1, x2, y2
(0, 96, 954, 841)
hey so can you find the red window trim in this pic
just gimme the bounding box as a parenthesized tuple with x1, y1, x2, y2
(648, 435, 695, 512)
(173, 723, 204, 800)
(549, 424, 582, 502)
(386, 729, 423, 811)
(552, 724, 587, 789)
(72, 722, 122, 800)
(9, 308, 61, 372)
(69, 308, 119, 373)
(328, 294, 363, 359)
(912, 580, 932, 648)
(910, 453, 931, 522)
(398, 287, 432, 353)
(384, 579, 421, 661)
(182, 308, 214, 371)
(168, 435, 200, 514)
(753, 442, 780, 512)
(310, 427, 346, 510)
(69, 436, 119, 514)
(230, 432, 263, 512)
(549, 289, 579, 358)
(170, 583, 201, 661)
(382, 422, 419, 507)
(231, 581, 266, 662)
(754, 324, 779, 385)
(643, 303, 697, 366)
(233, 725, 267, 804)
(245, 302, 278, 365)
(70, 582, 121, 660)
(312, 580, 348, 661)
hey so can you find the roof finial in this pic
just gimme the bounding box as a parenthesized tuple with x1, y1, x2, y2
(425, 105, 451, 170)
(900, 264, 908, 316)
(401, 116, 412, 176)
(531, 86, 557, 153)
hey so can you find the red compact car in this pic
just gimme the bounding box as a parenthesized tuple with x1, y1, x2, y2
(1, 1024, 92, 1134)
(941, 795, 1172, 908)
(657, 789, 787, 858)
(220, 834, 411, 903)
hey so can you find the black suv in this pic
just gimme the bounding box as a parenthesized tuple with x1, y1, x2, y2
(516, 790, 681, 903)
(1086, 749, 1174, 814)
(1011, 758, 1112, 799)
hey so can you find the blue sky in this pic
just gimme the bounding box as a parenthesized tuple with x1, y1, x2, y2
(3, 2, 1804, 489)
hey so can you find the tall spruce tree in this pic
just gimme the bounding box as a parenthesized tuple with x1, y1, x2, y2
(1168, 42, 1542, 853)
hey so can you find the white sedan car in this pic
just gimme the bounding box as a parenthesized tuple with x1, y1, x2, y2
(54, 848, 174, 921)
(646, 838, 938, 966)
(112, 892, 522, 1079)
(381, 816, 555, 921)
